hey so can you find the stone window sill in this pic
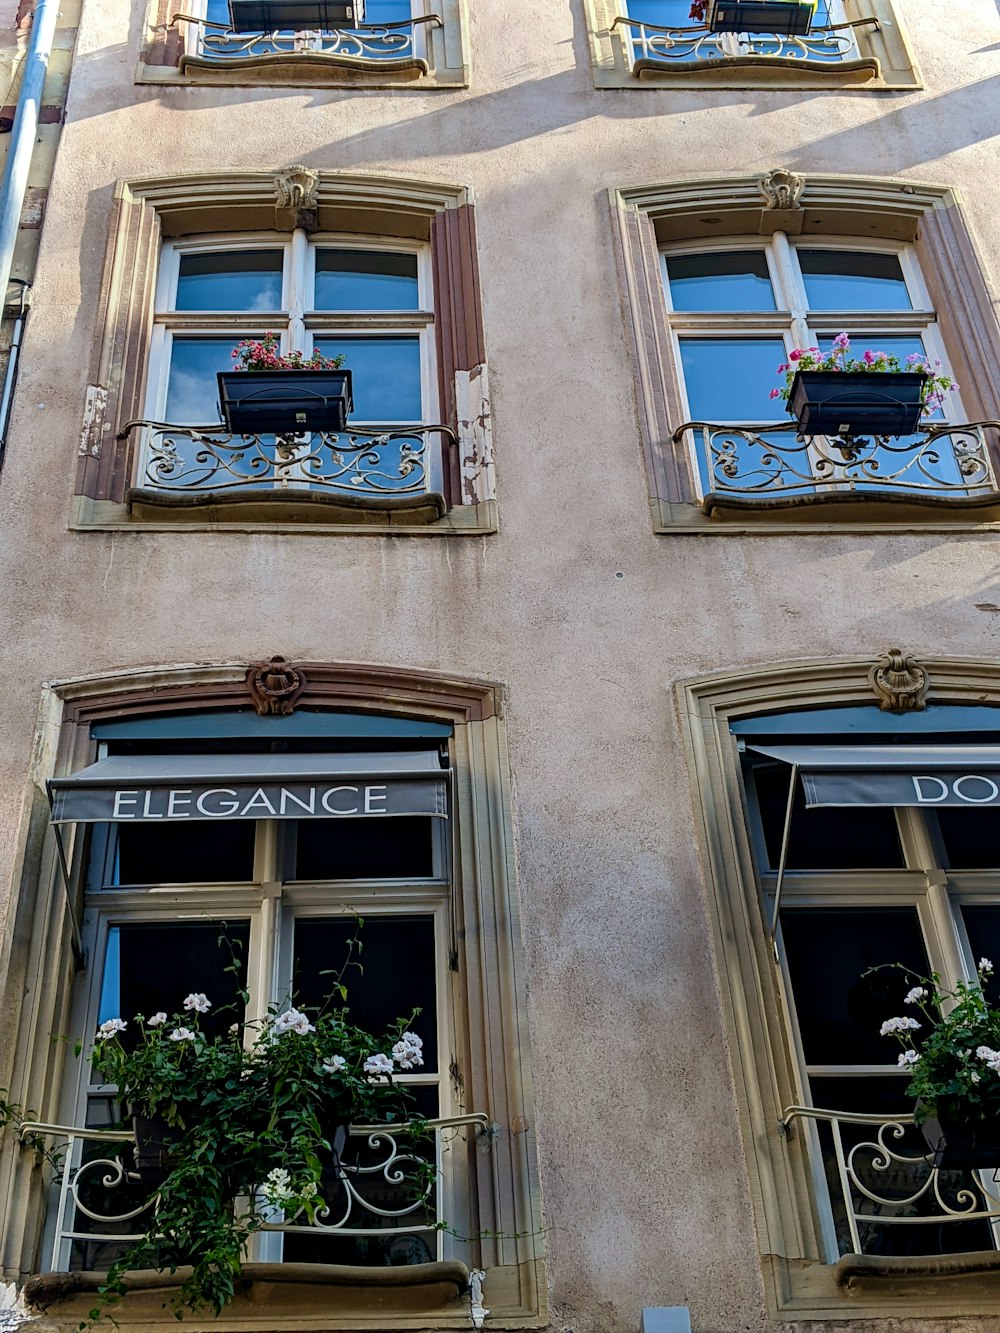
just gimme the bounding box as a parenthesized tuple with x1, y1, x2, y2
(630, 54, 880, 87)
(767, 1251, 1000, 1319)
(652, 492, 1000, 535)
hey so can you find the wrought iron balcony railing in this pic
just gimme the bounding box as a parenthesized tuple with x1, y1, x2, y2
(673, 419, 1000, 502)
(612, 12, 877, 67)
(23, 1113, 490, 1274)
(781, 1106, 1000, 1257)
(119, 419, 456, 501)
(173, 11, 441, 63)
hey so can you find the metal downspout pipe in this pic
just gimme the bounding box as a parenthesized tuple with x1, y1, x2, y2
(0, 0, 58, 456)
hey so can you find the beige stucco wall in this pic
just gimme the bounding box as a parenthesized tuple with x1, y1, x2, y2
(2, 0, 1000, 1329)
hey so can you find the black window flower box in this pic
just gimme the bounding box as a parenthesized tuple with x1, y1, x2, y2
(920, 1110, 1000, 1172)
(705, 0, 817, 35)
(217, 369, 353, 434)
(227, 0, 364, 32)
(788, 370, 928, 438)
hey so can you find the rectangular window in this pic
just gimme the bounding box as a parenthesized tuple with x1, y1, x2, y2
(187, 0, 432, 66)
(662, 238, 990, 501)
(139, 233, 441, 502)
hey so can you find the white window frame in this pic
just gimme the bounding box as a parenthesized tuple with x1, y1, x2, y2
(660, 234, 970, 497)
(52, 808, 460, 1273)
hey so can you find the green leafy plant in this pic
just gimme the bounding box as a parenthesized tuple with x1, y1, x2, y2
(73, 993, 427, 1325)
(874, 958, 1000, 1123)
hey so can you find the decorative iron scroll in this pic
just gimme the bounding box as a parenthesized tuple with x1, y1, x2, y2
(24, 1114, 489, 1272)
(174, 12, 442, 62)
(672, 420, 999, 497)
(612, 13, 863, 65)
(781, 1106, 1000, 1256)
(119, 420, 457, 498)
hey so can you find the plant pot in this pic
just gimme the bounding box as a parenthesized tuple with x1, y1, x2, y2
(228, 0, 364, 31)
(705, 0, 817, 34)
(919, 1105, 1000, 1172)
(216, 369, 353, 435)
(788, 370, 928, 438)
(131, 1113, 178, 1188)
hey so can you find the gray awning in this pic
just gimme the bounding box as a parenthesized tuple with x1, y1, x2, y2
(749, 743, 1000, 808)
(49, 751, 448, 824)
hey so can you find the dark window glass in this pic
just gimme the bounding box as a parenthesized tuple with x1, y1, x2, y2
(666, 252, 775, 312)
(314, 250, 419, 312)
(798, 250, 912, 312)
(294, 816, 434, 880)
(781, 907, 928, 1065)
(175, 251, 283, 312)
(753, 761, 905, 870)
(938, 810, 1000, 870)
(98, 921, 250, 1044)
(961, 907, 1000, 1004)
(114, 820, 256, 885)
(292, 914, 437, 1071)
(808, 1075, 993, 1258)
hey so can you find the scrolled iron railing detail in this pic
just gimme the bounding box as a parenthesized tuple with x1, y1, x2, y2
(23, 1113, 490, 1270)
(672, 420, 999, 497)
(781, 1106, 1000, 1256)
(612, 13, 874, 66)
(173, 12, 441, 62)
(119, 419, 457, 498)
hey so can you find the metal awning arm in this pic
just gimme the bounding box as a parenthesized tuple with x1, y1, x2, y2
(768, 763, 798, 955)
(45, 780, 86, 972)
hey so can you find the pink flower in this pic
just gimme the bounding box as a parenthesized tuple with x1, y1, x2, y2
(769, 388, 781, 399)
(788, 349, 803, 361)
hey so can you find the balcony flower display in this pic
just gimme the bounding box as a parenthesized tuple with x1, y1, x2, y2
(217, 332, 352, 433)
(772, 332, 956, 437)
(688, 0, 818, 35)
(877, 959, 1000, 1169)
(70, 995, 427, 1323)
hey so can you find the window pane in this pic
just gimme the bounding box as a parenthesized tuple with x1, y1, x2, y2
(314, 336, 421, 421)
(365, 0, 412, 20)
(165, 337, 245, 423)
(781, 907, 929, 1065)
(666, 253, 775, 312)
(961, 907, 1000, 1003)
(175, 251, 283, 313)
(625, 0, 692, 22)
(939, 810, 1000, 870)
(294, 816, 434, 879)
(314, 250, 419, 311)
(292, 915, 438, 1072)
(98, 921, 250, 1045)
(678, 337, 785, 420)
(114, 820, 256, 885)
(752, 761, 905, 870)
(798, 250, 912, 312)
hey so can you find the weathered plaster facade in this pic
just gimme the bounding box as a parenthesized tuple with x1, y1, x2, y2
(1, 0, 1000, 1330)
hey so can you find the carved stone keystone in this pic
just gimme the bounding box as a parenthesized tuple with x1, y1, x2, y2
(246, 655, 307, 715)
(758, 167, 805, 234)
(868, 648, 929, 713)
(274, 165, 319, 232)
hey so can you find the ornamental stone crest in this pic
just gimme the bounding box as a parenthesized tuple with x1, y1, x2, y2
(274, 166, 319, 232)
(868, 648, 929, 713)
(758, 167, 805, 212)
(246, 655, 307, 715)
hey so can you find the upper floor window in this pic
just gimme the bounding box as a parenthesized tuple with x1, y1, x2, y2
(663, 238, 991, 503)
(190, 0, 434, 66)
(622, 0, 862, 68)
(142, 233, 441, 502)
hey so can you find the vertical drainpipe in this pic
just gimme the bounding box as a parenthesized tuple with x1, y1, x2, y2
(0, 0, 59, 457)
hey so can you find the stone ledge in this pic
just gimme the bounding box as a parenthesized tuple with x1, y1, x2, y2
(633, 53, 880, 84)
(702, 487, 1000, 524)
(126, 485, 448, 526)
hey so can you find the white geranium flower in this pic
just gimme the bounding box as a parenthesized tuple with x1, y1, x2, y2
(169, 1027, 195, 1042)
(363, 1053, 394, 1076)
(980, 958, 995, 976)
(183, 993, 211, 1014)
(972, 1071, 982, 1084)
(879, 1016, 920, 1036)
(273, 1007, 315, 1036)
(147, 1012, 168, 1027)
(392, 1039, 424, 1070)
(262, 1167, 293, 1205)
(976, 1045, 1000, 1072)
(322, 1055, 347, 1074)
(400, 1031, 423, 1050)
(904, 987, 927, 1005)
(897, 1049, 920, 1067)
(97, 1018, 127, 1038)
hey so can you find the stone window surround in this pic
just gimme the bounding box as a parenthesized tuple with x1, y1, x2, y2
(0, 661, 544, 1330)
(138, 0, 470, 88)
(612, 172, 1000, 535)
(678, 656, 1000, 1320)
(74, 171, 496, 535)
(584, 0, 920, 90)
